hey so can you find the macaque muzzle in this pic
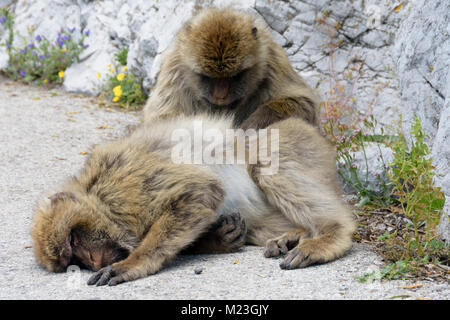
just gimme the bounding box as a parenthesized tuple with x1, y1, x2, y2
(212, 78, 231, 106)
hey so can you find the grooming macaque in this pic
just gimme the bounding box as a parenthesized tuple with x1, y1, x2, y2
(31, 115, 355, 286)
(143, 8, 318, 130)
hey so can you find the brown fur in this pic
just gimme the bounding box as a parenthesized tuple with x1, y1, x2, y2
(31, 115, 355, 285)
(143, 8, 318, 129)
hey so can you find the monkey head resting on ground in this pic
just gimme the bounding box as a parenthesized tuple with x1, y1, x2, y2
(143, 8, 318, 130)
(31, 115, 355, 286)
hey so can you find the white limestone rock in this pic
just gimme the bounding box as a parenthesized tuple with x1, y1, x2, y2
(394, 0, 450, 240)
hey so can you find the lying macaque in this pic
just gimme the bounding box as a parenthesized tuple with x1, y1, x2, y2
(31, 114, 355, 286)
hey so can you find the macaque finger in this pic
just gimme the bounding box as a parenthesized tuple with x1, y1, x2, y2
(264, 239, 281, 258)
(277, 238, 289, 255)
(279, 247, 310, 270)
(87, 265, 114, 286)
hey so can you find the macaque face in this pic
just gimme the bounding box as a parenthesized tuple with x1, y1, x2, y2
(62, 228, 129, 272)
(183, 11, 261, 109)
(196, 68, 253, 108)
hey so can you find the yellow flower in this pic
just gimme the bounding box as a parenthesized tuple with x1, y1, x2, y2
(116, 73, 125, 81)
(113, 85, 122, 97)
(109, 68, 115, 73)
(43, 79, 48, 84)
(122, 66, 127, 71)
(58, 71, 65, 78)
(61, 48, 67, 53)
(96, 72, 101, 79)
(112, 96, 119, 102)
(107, 63, 112, 68)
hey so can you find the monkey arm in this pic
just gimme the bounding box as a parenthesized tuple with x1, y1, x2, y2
(240, 97, 318, 130)
(88, 204, 218, 286)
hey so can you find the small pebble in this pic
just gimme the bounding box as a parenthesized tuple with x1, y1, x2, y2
(194, 267, 203, 275)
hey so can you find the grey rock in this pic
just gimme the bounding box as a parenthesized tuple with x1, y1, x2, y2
(340, 142, 393, 195)
(394, 0, 450, 240)
(194, 267, 203, 275)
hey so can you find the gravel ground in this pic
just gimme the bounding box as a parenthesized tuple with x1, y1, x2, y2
(0, 76, 448, 300)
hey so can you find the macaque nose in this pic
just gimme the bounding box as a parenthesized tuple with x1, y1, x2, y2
(212, 78, 230, 105)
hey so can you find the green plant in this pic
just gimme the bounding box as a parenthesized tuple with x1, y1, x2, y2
(358, 259, 416, 283)
(1, 8, 89, 84)
(115, 47, 128, 66)
(388, 115, 446, 257)
(101, 47, 147, 108)
(0, 7, 14, 57)
(361, 116, 450, 281)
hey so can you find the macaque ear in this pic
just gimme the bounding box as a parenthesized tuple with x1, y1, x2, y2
(59, 232, 73, 269)
(251, 27, 258, 38)
(48, 192, 76, 205)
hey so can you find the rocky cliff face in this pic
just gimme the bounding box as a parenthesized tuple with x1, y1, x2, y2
(394, 0, 450, 241)
(1, 0, 449, 240)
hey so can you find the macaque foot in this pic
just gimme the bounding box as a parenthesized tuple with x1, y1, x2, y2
(264, 231, 301, 258)
(216, 212, 247, 251)
(265, 234, 329, 270)
(279, 242, 319, 269)
(180, 212, 246, 254)
(264, 229, 311, 258)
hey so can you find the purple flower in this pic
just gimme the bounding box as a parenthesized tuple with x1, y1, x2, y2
(32, 50, 37, 56)
(28, 43, 34, 49)
(63, 35, 70, 41)
(0, 16, 6, 24)
(35, 35, 42, 41)
(85, 29, 90, 36)
(57, 38, 65, 46)
(20, 48, 26, 53)
(19, 70, 26, 77)
(38, 55, 44, 60)
(6, 42, 10, 49)
(70, 27, 76, 33)
(84, 44, 89, 49)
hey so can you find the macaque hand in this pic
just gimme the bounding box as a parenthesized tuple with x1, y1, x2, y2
(87, 262, 146, 286)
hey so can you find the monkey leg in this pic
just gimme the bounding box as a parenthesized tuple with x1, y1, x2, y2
(263, 227, 311, 258)
(182, 212, 247, 254)
(279, 222, 351, 269)
(88, 204, 217, 286)
(251, 167, 355, 268)
(264, 221, 354, 269)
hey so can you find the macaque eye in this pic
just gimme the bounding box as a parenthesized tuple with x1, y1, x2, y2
(231, 69, 247, 81)
(197, 73, 212, 82)
(88, 252, 94, 262)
